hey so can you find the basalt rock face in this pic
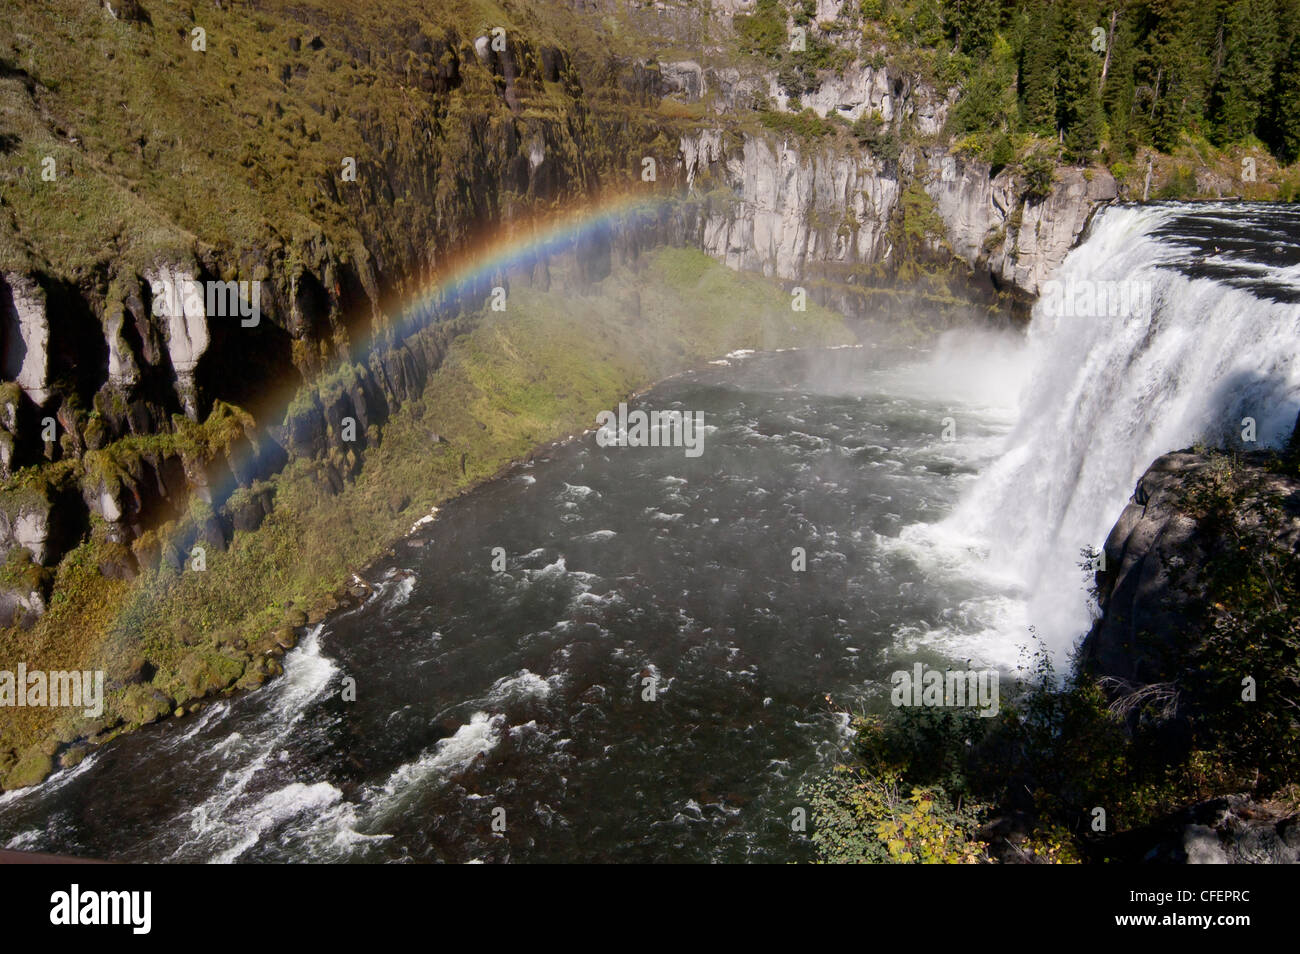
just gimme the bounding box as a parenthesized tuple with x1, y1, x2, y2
(1081, 451, 1300, 686)
(677, 75, 1115, 319)
(1081, 452, 1218, 685)
(681, 128, 900, 283)
(925, 156, 1118, 297)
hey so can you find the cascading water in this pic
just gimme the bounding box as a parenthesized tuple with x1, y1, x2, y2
(930, 202, 1300, 653)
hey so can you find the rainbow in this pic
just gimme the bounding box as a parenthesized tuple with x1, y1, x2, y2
(385, 187, 670, 342)
(126, 186, 676, 621)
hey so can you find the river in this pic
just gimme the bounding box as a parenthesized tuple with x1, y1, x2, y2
(3, 201, 1297, 863)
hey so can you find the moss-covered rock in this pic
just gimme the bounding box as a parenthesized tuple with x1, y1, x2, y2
(173, 651, 246, 704)
(116, 684, 174, 727)
(3, 747, 54, 790)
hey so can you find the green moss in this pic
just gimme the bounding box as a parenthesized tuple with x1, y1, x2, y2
(0, 546, 52, 594)
(169, 650, 246, 705)
(114, 684, 173, 728)
(759, 107, 838, 140)
(2, 747, 54, 790)
(895, 179, 948, 253)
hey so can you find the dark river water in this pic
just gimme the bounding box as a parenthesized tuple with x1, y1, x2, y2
(0, 342, 1027, 862)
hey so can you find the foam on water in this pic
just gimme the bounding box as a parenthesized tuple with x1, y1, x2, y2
(367, 712, 506, 823)
(163, 625, 340, 861)
(936, 203, 1300, 655)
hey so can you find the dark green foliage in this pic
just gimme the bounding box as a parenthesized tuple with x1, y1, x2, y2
(845, 0, 1300, 164)
(1270, 34, 1300, 161)
(942, 0, 1002, 57)
(1018, 3, 1060, 135)
(1020, 150, 1057, 200)
(760, 107, 838, 137)
(852, 110, 903, 161)
(1057, 7, 1102, 162)
(1175, 455, 1300, 790)
(854, 705, 989, 796)
(735, 0, 789, 59)
(952, 63, 1010, 135)
(987, 130, 1015, 169)
(1210, 0, 1281, 144)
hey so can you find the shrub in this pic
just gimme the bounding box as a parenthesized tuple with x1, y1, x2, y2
(804, 766, 986, 864)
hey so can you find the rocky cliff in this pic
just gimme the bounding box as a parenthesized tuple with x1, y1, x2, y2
(1082, 449, 1300, 686)
(676, 64, 1115, 309)
(1076, 444, 1300, 862)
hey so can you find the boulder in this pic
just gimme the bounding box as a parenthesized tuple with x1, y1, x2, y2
(1081, 451, 1300, 684)
(1101, 794, 1300, 863)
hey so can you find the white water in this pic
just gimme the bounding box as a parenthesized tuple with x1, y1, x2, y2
(918, 203, 1300, 655)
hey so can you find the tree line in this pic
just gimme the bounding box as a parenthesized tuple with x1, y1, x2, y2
(933, 0, 1300, 163)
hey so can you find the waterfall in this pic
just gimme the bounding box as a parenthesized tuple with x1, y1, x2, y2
(942, 202, 1300, 654)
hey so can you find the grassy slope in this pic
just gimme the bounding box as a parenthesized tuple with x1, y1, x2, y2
(0, 246, 853, 787)
(0, 0, 564, 273)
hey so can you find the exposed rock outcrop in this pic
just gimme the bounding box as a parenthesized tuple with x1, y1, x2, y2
(926, 156, 1118, 296)
(1100, 794, 1300, 864)
(680, 123, 1116, 307)
(681, 129, 898, 281)
(0, 274, 50, 406)
(145, 263, 210, 420)
(1081, 450, 1300, 684)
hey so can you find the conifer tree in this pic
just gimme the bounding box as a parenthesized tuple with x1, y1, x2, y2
(1270, 30, 1300, 160)
(943, 0, 1002, 57)
(1019, 2, 1060, 134)
(1059, 6, 1103, 160)
(1210, 0, 1281, 144)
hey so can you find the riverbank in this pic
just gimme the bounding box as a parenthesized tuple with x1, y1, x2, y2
(0, 246, 858, 790)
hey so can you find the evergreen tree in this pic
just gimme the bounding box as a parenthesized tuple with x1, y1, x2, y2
(943, 0, 1002, 57)
(1210, 0, 1281, 144)
(1019, 2, 1060, 134)
(1144, 0, 1213, 151)
(1270, 32, 1300, 160)
(1101, 11, 1141, 154)
(1058, 6, 1103, 160)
